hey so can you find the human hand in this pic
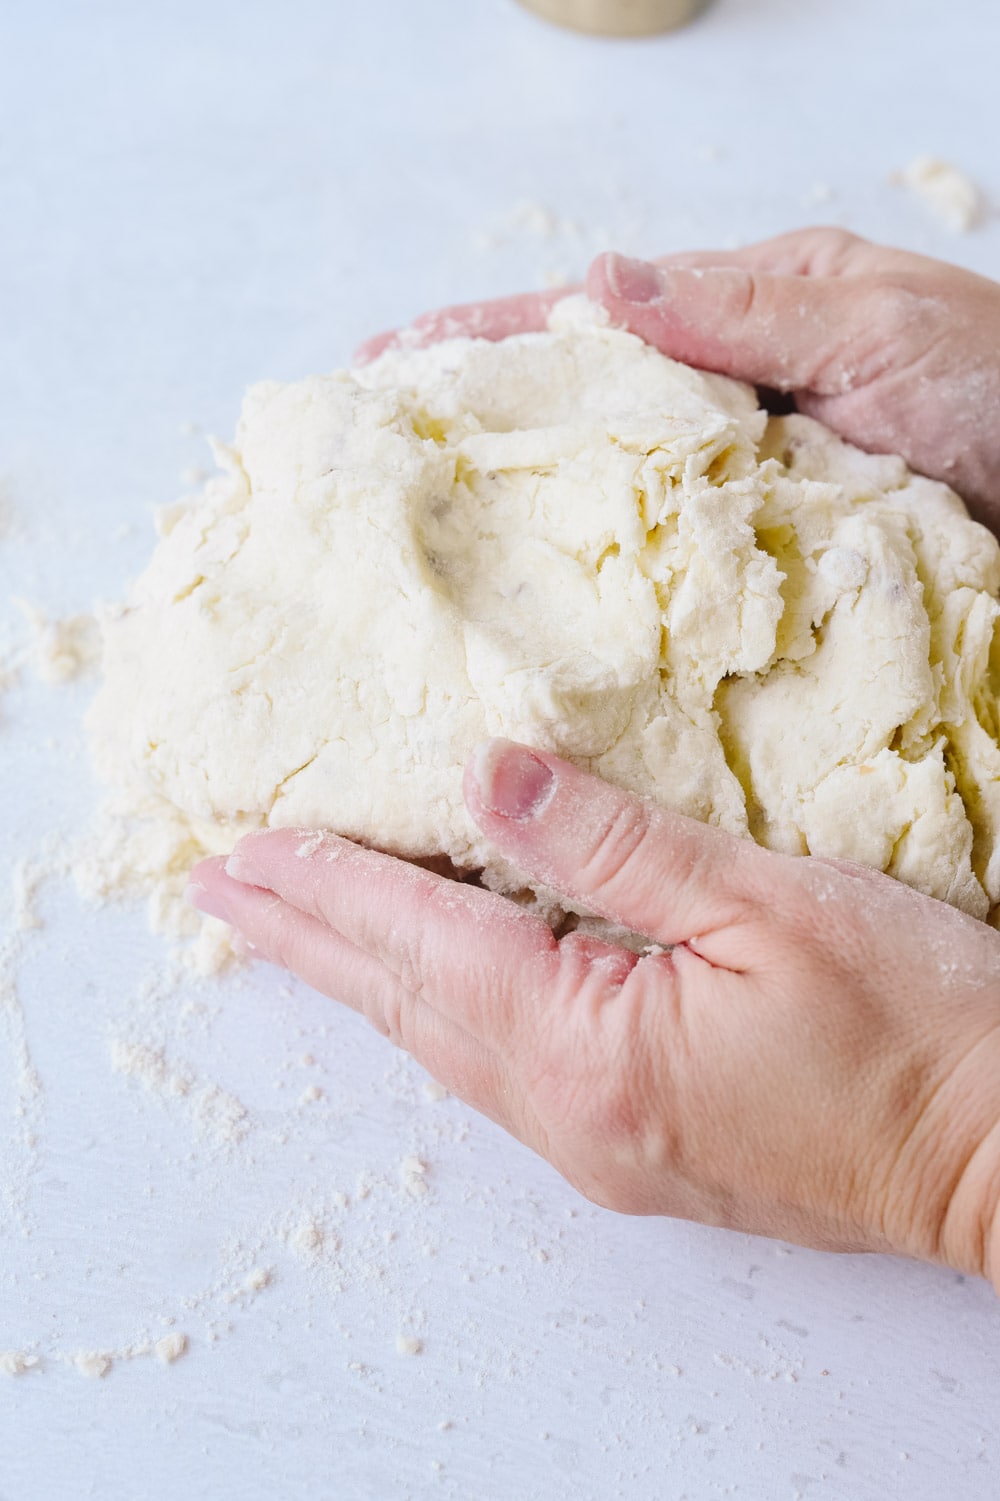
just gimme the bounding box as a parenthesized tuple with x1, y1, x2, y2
(356, 228, 1000, 534)
(188, 738, 1000, 1290)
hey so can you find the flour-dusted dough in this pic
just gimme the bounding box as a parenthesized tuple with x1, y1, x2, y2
(86, 298, 1000, 956)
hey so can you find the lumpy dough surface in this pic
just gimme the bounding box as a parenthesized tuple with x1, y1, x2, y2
(88, 298, 1000, 928)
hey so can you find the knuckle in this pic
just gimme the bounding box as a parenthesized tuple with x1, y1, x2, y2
(387, 876, 440, 995)
(739, 269, 759, 318)
(710, 268, 759, 323)
(531, 1022, 685, 1218)
(807, 277, 938, 394)
(376, 984, 406, 1047)
(872, 279, 938, 334)
(806, 226, 864, 271)
(258, 899, 306, 973)
(576, 798, 653, 903)
(392, 928, 425, 996)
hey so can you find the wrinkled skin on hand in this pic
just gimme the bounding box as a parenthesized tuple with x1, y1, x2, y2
(357, 227, 1000, 535)
(190, 740, 1000, 1292)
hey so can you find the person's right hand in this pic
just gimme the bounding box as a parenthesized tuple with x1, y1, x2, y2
(190, 738, 1000, 1291)
(356, 228, 1000, 535)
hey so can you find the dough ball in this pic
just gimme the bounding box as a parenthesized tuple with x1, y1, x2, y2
(86, 297, 1000, 956)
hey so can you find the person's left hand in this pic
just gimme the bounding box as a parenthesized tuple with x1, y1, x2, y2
(188, 738, 1000, 1287)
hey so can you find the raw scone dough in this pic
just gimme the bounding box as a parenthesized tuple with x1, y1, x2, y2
(85, 297, 1000, 955)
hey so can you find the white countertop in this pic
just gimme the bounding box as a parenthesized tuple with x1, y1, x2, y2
(2, 1, 1000, 1496)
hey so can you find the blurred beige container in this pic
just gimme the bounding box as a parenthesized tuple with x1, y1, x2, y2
(516, 0, 709, 35)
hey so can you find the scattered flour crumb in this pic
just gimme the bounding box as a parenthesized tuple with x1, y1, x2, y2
(74, 1350, 113, 1379)
(193, 1084, 250, 1145)
(110, 1038, 250, 1145)
(400, 1155, 429, 1198)
(154, 1332, 188, 1364)
(110, 1040, 191, 1098)
(0, 927, 46, 1230)
(288, 1216, 325, 1259)
(802, 180, 834, 206)
(0, 1350, 39, 1377)
(300, 1083, 323, 1104)
(470, 198, 582, 257)
(8, 842, 71, 933)
(16, 600, 102, 684)
(510, 199, 561, 238)
(225, 1267, 273, 1303)
(395, 1336, 423, 1356)
(422, 1080, 449, 1103)
(72, 795, 237, 977)
(0, 633, 21, 694)
(12, 860, 44, 931)
(295, 832, 325, 858)
(894, 155, 984, 232)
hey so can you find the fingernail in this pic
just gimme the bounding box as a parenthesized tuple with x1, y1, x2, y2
(473, 739, 556, 821)
(224, 850, 253, 882)
(605, 253, 663, 304)
(186, 881, 233, 925)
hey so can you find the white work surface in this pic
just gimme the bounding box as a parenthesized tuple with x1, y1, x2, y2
(2, 1, 1000, 1496)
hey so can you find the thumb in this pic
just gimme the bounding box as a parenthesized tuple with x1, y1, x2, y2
(587, 252, 861, 396)
(464, 738, 768, 948)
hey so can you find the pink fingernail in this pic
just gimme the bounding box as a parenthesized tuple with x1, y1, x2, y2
(186, 881, 233, 925)
(605, 253, 663, 304)
(473, 739, 555, 821)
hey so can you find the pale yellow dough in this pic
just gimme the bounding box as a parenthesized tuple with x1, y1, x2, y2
(86, 298, 1000, 947)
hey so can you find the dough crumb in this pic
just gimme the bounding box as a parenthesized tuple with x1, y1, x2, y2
(395, 1336, 423, 1356)
(288, 1216, 325, 1259)
(894, 155, 984, 232)
(0, 1350, 40, 1377)
(74, 1351, 113, 1379)
(299, 1083, 323, 1104)
(17, 600, 101, 683)
(154, 1332, 188, 1364)
(400, 1155, 429, 1198)
(422, 1080, 449, 1103)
